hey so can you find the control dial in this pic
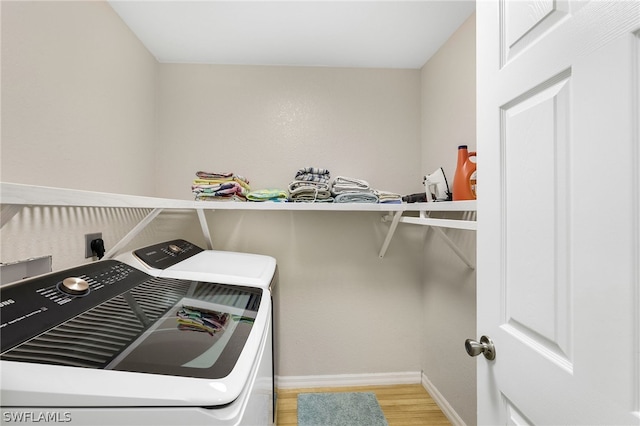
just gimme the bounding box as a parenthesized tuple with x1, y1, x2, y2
(168, 244, 182, 254)
(59, 277, 90, 296)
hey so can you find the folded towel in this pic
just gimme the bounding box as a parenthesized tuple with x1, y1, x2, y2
(193, 180, 249, 201)
(375, 190, 403, 204)
(290, 190, 334, 202)
(196, 171, 233, 180)
(295, 167, 331, 183)
(196, 171, 249, 184)
(288, 180, 333, 202)
(333, 176, 369, 188)
(334, 191, 379, 203)
(194, 193, 247, 202)
(331, 176, 371, 194)
(288, 180, 331, 193)
(247, 189, 289, 202)
(192, 170, 251, 202)
(193, 177, 251, 192)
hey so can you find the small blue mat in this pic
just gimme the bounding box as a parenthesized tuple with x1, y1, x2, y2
(297, 392, 389, 426)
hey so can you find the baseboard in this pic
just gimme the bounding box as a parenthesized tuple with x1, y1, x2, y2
(421, 372, 466, 426)
(275, 371, 421, 389)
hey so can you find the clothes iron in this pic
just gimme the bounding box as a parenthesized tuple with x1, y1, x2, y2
(423, 167, 452, 201)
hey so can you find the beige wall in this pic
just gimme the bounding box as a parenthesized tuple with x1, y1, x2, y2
(421, 13, 477, 180)
(1, 1, 157, 196)
(154, 62, 427, 378)
(1, 1, 163, 271)
(420, 12, 477, 426)
(156, 64, 423, 199)
(205, 209, 426, 378)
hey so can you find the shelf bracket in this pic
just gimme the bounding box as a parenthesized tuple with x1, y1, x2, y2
(196, 208, 214, 250)
(379, 211, 403, 258)
(104, 208, 164, 259)
(431, 226, 475, 269)
(378, 208, 476, 269)
(1, 204, 23, 229)
(422, 210, 475, 269)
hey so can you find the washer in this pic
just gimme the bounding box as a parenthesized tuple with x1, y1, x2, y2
(116, 239, 279, 423)
(0, 258, 274, 425)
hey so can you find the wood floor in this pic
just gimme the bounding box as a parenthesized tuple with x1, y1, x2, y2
(275, 383, 451, 426)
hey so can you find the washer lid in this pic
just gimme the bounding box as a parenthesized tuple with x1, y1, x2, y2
(162, 250, 276, 289)
(0, 261, 270, 407)
(1, 292, 271, 407)
(109, 296, 257, 380)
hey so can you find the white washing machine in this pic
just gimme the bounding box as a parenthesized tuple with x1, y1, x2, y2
(115, 239, 279, 423)
(0, 258, 274, 425)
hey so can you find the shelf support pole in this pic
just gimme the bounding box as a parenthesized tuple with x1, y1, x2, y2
(431, 226, 476, 270)
(379, 210, 403, 258)
(196, 208, 214, 249)
(104, 208, 164, 259)
(1, 205, 23, 229)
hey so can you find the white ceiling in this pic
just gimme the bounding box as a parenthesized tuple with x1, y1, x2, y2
(108, 1, 476, 69)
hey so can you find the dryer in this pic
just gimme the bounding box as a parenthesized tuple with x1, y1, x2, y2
(0, 259, 274, 425)
(116, 239, 277, 292)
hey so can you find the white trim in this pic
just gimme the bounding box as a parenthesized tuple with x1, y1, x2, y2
(275, 371, 421, 389)
(421, 371, 466, 426)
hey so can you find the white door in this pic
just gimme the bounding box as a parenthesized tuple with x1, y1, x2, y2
(476, 1, 640, 424)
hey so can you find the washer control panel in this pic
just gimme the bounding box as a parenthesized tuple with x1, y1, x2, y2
(0, 260, 149, 352)
(133, 239, 204, 270)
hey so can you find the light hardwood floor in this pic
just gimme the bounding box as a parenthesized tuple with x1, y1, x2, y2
(275, 384, 451, 425)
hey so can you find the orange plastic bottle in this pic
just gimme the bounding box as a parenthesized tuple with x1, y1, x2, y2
(453, 145, 477, 200)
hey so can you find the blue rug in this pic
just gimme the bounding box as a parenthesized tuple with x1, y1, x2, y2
(297, 392, 389, 426)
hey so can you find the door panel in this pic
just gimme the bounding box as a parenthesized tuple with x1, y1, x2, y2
(503, 0, 570, 64)
(477, 1, 640, 424)
(502, 71, 572, 369)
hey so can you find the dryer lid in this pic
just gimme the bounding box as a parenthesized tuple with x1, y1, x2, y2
(163, 250, 276, 288)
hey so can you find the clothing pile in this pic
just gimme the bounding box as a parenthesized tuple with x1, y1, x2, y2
(192, 171, 251, 201)
(331, 176, 378, 203)
(288, 167, 333, 202)
(192, 168, 404, 204)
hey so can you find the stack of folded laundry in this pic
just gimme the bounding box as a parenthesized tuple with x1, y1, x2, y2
(374, 190, 403, 204)
(288, 167, 333, 202)
(192, 171, 251, 201)
(246, 188, 289, 202)
(331, 176, 378, 203)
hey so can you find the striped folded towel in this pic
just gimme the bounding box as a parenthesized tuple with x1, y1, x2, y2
(295, 167, 331, 183)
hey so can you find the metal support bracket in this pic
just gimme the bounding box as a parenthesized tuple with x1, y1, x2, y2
(196, 208, 214, 250)
(104, 208, 164, 259)
(379, 208, 476, 269)
(378, 211, 403, 258)
(1, 205, 23, 229)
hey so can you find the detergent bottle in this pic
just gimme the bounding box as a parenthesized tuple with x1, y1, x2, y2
(453, 145, 477, 200)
